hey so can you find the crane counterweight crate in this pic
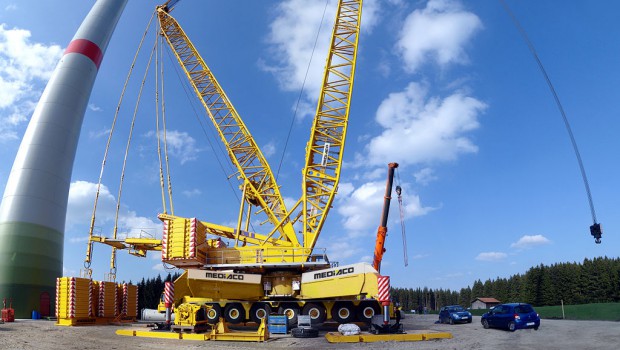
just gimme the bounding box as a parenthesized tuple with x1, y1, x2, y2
(97, 281, 118, 318)
(117, 283, 138, 319)
(161, 217, 207, 266)
(56, 277, 95, 326)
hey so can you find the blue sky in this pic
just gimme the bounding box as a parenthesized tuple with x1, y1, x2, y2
(1, 0, 619, 293)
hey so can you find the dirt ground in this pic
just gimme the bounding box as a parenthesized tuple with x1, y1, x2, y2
(1, 314, 620, 350)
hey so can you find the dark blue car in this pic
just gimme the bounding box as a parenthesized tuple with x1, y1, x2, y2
(438, 305, 472, 324)
(481, 303, 540, 331)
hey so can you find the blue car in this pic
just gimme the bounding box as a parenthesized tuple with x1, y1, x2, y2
(481, 303, 540, 331)
(438, 305, 472, 324)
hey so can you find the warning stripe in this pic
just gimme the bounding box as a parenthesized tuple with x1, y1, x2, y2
(377, 275, 390, 302)
(88, 280, 93, 317)
(64, 39, 103, 69)
(114, 283, 118, 316)
(69, 277, 76, 318)
(55, 278, 60, 319)
(164, 281, 174, 306)
(189, 218, 196, 258)
(98, 282, 105, 317)
(122, 284, 128, 315)
(161, 221, 168, 260)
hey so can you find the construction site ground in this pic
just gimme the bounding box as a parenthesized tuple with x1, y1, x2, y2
(1, 314, 619, 349)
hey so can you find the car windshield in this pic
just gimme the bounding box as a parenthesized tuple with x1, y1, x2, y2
(449, 306, 465, 312)
(514, 305, 534, 313)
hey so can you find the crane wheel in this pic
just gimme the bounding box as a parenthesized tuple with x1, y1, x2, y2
(224, 303, 245, 324)
(302, 303, 327, 324)
(356, 301, 380, 323)
(205, 303, 221, 324)
(331, 301, 355, 323)
(278, 303, 300, 328)
(249, 302, 271, 324)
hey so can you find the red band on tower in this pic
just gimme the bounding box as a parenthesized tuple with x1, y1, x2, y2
(65, 39, 103, 69)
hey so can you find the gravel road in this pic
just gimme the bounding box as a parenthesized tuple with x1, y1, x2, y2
(1, 314, 619, 349)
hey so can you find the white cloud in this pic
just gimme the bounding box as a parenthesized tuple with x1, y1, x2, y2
(66, 181, 160, 240)
(89, 127, 111, 139)
(182, 188, 202, 198)
(262, 141, 277, 157)
(362, 82, 486, 166)
(0, 24, 63, 140)
(396, 0, 482, 73)
(5, 4, 17, 11)
(326, 239, 366, 262)
(337, 178, 433, 236)
(145, 130, 200, 164)
(88, 103, 102, 112)
(283, 196, 298, 212)
(337, 182, 355, 198)
(262, 0, 379, 110)
(68, 236, 89, 244)
(510, 234, 551, 249)
(475, 252, 507, 261)
(414, 167, 438, 185)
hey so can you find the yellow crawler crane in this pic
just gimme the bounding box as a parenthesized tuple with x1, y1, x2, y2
(151, 0, 386, 329)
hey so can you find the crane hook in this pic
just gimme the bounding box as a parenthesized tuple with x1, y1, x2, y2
(590, 223, 602, 244)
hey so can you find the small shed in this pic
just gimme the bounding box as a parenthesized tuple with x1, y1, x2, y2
(471, 297, 501, 310)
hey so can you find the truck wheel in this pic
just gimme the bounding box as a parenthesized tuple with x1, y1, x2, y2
(302, 303, 326, 324)
(205, 303, 221, 324)
(224, 303, 245, 324)
(508, 321, 516, 332)
(278, 303, 300, 328)
(291, 327, 319, 338)
(331, 301, 355, 324)
(356, 301, 380, 323)
(249, 302, 271, 324)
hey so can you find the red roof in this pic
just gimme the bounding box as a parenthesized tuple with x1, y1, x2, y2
(475, 297, 500, 303)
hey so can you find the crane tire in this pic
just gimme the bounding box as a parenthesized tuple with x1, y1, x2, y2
(249, 302, 271, 324)
(205, 303, 221, 324)
(331, 301, 356, 323)
(224, 303, 245, 324)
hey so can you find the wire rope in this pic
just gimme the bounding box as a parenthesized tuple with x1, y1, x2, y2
(395, 168, 408, 267)
(159, 35, 175, 215)
(109, 39, 158, 277)
(155, 24, 168, 214)
(500, 0, 602, 243)
(85, 10, 156, 269)
(162, 46, 242, 204)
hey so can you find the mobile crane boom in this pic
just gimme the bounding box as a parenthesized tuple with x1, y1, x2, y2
(372, 162, 399, 273)
(156, 6, 298, 247)
(300, 0, 363, 250)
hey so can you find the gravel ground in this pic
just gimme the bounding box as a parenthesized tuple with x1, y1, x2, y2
(1, 314, 620, 350)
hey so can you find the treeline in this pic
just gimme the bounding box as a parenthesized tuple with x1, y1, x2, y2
(393, 256, 620, 310)
(136, 272, 181, 313)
